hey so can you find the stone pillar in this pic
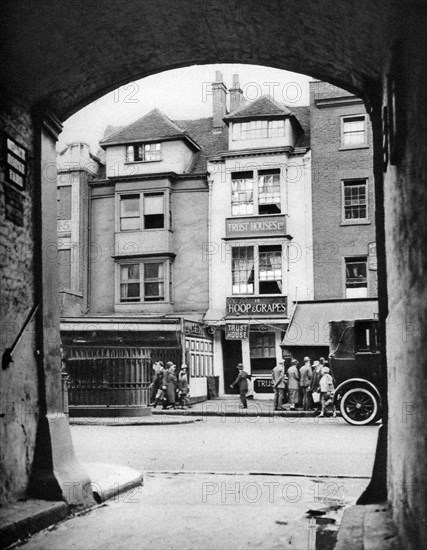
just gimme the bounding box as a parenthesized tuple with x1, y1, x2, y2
(28, 110, 94, 507)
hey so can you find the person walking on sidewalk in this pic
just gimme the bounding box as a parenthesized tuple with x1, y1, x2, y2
(230, 363, 251, 409)
(162, 361, 178, 409)
(150, 361, 165, 407)
(310, 360, 323, 411)
(319, 366, 336, 417)
(300, 357, 313, 411)
(178, 364, 191, 409)
(272, 359, 287, 410)
(287, 359, 300, 410)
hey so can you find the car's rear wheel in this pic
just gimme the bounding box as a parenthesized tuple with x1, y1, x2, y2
(340, 387, 379, 425)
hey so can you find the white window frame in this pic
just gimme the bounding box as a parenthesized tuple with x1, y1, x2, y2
(342, 178, 368, 222)
(231, 169, 282, 217)
(116, 258, 171, 304)
(232, 244, 284, 296)
(232, 119, 286, 141)
(344, 257, 368, 298)
(340, 114, 368, 149)
(117, 191, 168, 232)
(126, 142, 162, 163)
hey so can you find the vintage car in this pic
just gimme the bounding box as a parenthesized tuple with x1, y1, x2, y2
(329, 318, 382, 425)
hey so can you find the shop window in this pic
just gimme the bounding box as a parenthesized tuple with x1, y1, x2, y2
(343, 179, 367, 220)
(144, 193, 164, 229)
(345, 257, 367, 298)
(259, 245, 282, 294)
(120, 195, 140, 230)
(341, 115, 367, 147)
(232, 246, 254, 294)
(250, 332, 276, 372)
(120, 264, 140, 302)
(231, 171, 254, 216)
(126, 142, 162, 162)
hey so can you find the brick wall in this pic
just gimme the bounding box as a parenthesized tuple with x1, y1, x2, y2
(310, 83, 378, 300)
(0, 94, 39, 504)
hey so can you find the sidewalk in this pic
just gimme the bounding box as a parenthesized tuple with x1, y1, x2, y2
(69, 415, 200, 426)
(0, 463, 144, 549)
(151, 397, 327, 418)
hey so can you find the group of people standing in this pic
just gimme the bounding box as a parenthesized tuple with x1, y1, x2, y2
(273, 356, 336, 416)
(149, 361, 191, 410)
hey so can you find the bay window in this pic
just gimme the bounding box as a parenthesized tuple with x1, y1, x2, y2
(119, 260, 168, 303)
(118, 192, 166, 231)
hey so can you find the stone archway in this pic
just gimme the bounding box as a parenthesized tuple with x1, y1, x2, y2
(1, 2, 427, 548)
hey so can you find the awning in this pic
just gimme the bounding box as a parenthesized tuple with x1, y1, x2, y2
(60, 317, 180, 332)
(281, 298, 378, 347)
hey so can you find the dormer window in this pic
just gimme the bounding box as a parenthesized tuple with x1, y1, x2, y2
(126, 142, 162, 162)
(232, 119, 285, 140)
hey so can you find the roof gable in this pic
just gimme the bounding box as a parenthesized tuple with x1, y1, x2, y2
(225, 95, 292, 121)
(99, 108, 200, 150)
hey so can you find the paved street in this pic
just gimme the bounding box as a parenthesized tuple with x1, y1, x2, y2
(71, 415, 379, 478)
(18, 415, 379, 550)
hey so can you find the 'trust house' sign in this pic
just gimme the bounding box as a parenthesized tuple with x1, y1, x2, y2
(226, 215, 287, 238)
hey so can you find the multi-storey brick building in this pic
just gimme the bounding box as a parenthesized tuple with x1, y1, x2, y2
(281, 82, 378, 363)
(57, 75, 378, 405)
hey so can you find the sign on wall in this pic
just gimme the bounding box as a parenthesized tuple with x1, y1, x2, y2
(225, 323, 249, 340)
(226, 296, 287, 317)
(225, 215, 286, 238)
(2, 135, 27, 227)
(368, 241, 377, 271)
(253, 378, 274, 393)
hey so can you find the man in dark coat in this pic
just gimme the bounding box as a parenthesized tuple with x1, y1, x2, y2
(162, 361, 177, 409)
(230, 363, 251, 409)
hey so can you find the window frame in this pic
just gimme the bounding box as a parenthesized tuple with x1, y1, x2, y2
(117, 191, 167, 232)
(231, 168, 282, 218)
(340, 114, 368, 149)
(342, 178, 368, 222)
(232, 119, 286, 141)
(231, 244, 284, 296)
(125, 142, 162, 163)
(116, 258, 170, 304)
(344, 256, 368, 299)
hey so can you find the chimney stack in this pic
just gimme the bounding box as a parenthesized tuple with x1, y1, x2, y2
(212, 71, 227, 131)
(229, 73, 245, 113)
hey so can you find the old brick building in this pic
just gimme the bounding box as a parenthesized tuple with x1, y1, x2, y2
(282, 82, 378, 364)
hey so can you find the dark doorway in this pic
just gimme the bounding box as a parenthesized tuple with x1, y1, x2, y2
(222, 333, 242, 394)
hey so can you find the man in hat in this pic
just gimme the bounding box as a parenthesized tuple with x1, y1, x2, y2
(272, 359, 287, 411)
(230, 363, 251, 409)
(299, 357, 313, 411)
(287, 359, 300, 410)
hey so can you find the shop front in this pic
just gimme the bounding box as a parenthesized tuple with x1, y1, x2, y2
(209, 297, 288, 399)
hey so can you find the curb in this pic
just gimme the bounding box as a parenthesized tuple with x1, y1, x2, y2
(0, 500, 68, 550)
(69, 416, 200, 426)
(151, 409, 333, 418)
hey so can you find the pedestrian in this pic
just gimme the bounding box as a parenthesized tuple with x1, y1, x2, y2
(299, 356, 313, 411)
(149, 361, 164, 406)
(287, 359, 300, 410)
(178, 364, 191, 409)
(230, 363, 251, 409)
(162, 361, 178, 409)
(310, 360, 323, 411)
(319, 366, 336, 417)
(272, 359, 287, 410)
